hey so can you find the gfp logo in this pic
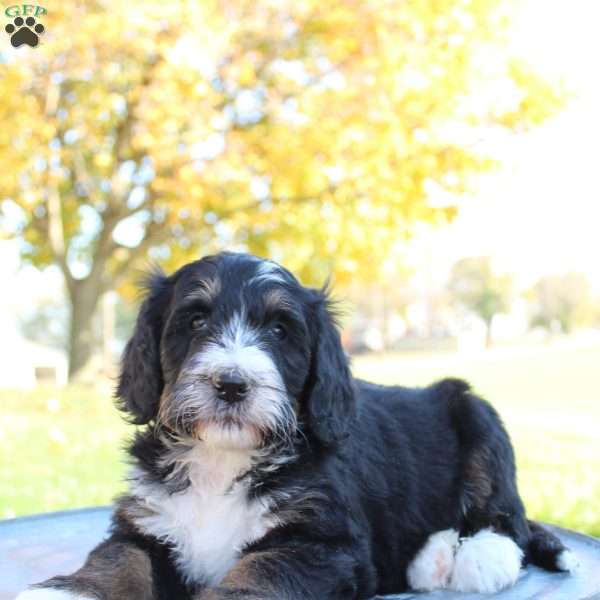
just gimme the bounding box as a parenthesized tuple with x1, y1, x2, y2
(4, 4, 46, 47)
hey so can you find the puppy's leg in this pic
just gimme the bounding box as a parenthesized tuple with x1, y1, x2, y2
(196, 544, 365, 600)
(455, 396, 578, 581)
(527, 520, 579, 572)
(406, 529, 459, 591)
(16, 538, 156, 600)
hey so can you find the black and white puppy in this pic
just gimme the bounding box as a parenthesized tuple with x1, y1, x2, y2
(19, 252, 576, 600)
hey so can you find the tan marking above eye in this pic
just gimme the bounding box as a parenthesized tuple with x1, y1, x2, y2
(184, 277, 222, 304)
(263, 288, 293, 311)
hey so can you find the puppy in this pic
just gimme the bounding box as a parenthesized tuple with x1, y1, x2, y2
(18, 252, 576, 600)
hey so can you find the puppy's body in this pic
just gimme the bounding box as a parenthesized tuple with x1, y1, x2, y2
(19, 253, 574, 600)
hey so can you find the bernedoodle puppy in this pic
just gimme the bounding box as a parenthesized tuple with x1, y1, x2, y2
(18, 252, 576, 600)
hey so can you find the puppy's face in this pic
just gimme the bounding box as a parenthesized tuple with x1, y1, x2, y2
(118, 252, 355, 449)
(157, 254, 312, 449)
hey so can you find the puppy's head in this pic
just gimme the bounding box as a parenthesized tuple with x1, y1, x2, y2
(117, 253, 355, 449)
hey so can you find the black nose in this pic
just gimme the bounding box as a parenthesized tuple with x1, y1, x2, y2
(214, 372, 249, 402)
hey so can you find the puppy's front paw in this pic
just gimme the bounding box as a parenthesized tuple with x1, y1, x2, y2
(407, 529, 459, 591)
(449, 529, 523, 593)
(15, 588, 94, 600)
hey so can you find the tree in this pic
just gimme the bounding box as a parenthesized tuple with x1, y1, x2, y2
(448, 257, 512, 347)
(0, 0, 563, 378)
(529, 273, 595, 334)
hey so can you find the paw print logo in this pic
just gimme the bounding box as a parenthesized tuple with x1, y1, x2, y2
(5, 16, 45, 48)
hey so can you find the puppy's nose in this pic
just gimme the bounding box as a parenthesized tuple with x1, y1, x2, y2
(214, 372, 249, 402)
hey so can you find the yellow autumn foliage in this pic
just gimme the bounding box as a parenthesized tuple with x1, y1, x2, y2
(0, 0, 563, 374)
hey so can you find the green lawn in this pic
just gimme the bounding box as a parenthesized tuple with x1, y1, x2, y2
(0, 384, 129, 518)
(1, 341, 599, 536)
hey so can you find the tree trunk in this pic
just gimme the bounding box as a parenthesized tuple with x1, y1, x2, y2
(484, 318, 493, 349)
(67, 280, 103, 381)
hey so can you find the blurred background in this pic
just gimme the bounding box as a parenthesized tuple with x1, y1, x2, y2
(0, 0, 598, 536)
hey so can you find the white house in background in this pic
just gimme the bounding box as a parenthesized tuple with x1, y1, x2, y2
(0, 240, 68, 388)
(0, 313, 68, 388)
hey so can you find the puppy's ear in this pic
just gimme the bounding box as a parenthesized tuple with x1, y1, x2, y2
(304, 290, 356, 445)
(116, 271, 171, 424)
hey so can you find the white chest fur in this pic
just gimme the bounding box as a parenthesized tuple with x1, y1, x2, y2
(130, 444, 275, 586)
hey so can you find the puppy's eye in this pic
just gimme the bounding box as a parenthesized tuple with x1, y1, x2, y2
(190, 315, 207, 331)
(271, 323, 287, 340)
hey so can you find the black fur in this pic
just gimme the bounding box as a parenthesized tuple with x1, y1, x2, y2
(303, 293, 356, 446)
(116, 271, 171, 424)
(32, 252, 570, 600)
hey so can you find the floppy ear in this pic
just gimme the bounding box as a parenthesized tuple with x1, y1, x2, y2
(116, 272, 171, 424)
(304, 292, 356, 445)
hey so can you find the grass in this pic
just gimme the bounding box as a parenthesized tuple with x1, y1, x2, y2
(0, 384, 129, 518)
(1, 340, 598, 537)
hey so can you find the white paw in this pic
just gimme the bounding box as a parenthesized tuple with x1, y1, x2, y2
(449, 529, 523, 593)
(407, 529, 459, 591)
(556, 549, 580, 572)
(15, 588, 93, 600)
